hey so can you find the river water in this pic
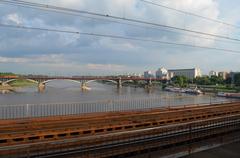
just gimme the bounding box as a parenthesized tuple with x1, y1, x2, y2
(0, 80, 231, 106)
(0, 80, 235, 120)
(0, 81, 237, 157)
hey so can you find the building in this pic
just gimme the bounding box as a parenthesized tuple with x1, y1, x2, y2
(144, 71, 154, 78)
(218, 71, 229, 80)
(230, 72, 240, 84)
(156, 67, 169, 79)
(168, 68, 201, 80)
(209, 71, 218, 77)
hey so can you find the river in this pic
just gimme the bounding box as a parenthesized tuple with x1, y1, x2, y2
(0, 81, 237, 157)
(0, 80, 231, 106)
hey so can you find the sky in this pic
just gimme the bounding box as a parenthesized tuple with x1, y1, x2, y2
(0, 0, 240, 76)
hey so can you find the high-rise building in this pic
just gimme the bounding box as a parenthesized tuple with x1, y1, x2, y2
(156, 67, 168, 79)
(230, 72, 240, 84)
(209, 70, 218, 77)
(218, 71, 229, 80)
(168, 68, 201, 80)
(144, 71, 154, 78)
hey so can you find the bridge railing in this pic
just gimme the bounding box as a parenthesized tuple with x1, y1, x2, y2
(0, 97, 235, 119)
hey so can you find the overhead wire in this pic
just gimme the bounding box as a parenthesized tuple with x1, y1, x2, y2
(0, 0, 238, 45)
(140, 0, 240, 29)
(0, 0, 240, 43)
(0, 23, 240, 54)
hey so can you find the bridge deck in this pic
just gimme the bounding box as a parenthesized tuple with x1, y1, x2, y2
(0, 101, 240, 157)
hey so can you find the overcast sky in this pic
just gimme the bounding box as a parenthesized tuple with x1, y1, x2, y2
(0, 0, 240, 75)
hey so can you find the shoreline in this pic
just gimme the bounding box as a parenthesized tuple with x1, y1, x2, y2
(0, 85, 16, 91)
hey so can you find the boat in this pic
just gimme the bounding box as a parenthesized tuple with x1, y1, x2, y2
(185, 88, 203, 95)
(165, 87, 184, 93)
(217, 92, 240, 98)
(164, 87, 202, 95)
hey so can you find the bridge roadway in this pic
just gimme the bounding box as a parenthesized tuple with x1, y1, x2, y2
(0, 101, 240, 157)
(0, 76, 163, 91)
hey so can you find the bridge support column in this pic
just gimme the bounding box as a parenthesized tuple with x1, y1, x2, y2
(117, 78, 122, 89)
(38, 82, 46, 92)
(145, 78, 153, 89)
(81, 81, 89, 91)
(1, 82, 10, 87)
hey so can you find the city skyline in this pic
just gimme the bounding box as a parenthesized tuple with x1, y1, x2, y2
(1, 0, 240, 75)
(0, 66, 234, 77)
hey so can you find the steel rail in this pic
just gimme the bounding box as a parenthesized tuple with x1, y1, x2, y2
(0, 101, 237, 127)
(0, 102, 240, 138)
(0, 103, 239, 130)
(1, 112, 240, 148)
(2, 105, 239, 146)
(0, 102, 239, 144)
(1, 114, 240, 157)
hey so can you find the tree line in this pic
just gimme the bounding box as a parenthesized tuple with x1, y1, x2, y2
(171, 73, 240, 87)
(0, 72, 16, 76)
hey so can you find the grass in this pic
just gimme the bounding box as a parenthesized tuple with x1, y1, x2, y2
(8, 80, 37, 87)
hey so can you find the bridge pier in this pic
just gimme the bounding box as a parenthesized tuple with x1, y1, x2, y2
(81, 81, 90, 91)
(1, 82, 10, 87)
(38, 82, 46, 92)
(117, 78, 122, 88)
(145, 78, 153, 88)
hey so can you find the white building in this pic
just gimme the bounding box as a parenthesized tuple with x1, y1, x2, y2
(168, 68, 201, 80)
(156, 67, 169, 79)
(218, 71, 229, 80)
(209, 70, 218, 77)
(144, 71, 154, 78)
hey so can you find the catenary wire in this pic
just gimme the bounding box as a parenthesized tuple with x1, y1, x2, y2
(0, 0, 239, 45)
(0, 23, 240, 54)
(139, 0, 240, 29)
(0, 0, 240, 43)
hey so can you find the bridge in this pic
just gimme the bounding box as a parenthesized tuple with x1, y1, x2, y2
(0, 76, 164, 92)
(0, 100, 240, 157)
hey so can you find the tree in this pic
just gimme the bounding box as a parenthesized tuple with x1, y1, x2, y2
(194, 76, 210, 85)
(234, 73, 240, 86)
(209, 75, 224, 85)
(0, 72, 15, 76)
(171, 76, 188, 87)
(194, 76, 224, 85)
(225, 77, 232, 85)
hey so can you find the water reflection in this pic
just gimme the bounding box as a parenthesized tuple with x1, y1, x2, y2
(0, 80, 231, 105)
(1, 90, 11, 94)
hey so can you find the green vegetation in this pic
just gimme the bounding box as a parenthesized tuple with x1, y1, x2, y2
(171, 76, 188, 87)
(194, 76, 224, 85)
(234, 73, 240, 86)
(169, 75, 240, 93)
(0, 72, 16, 76)
(8, 80, 36, 87)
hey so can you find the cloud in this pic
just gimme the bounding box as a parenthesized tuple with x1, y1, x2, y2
(3, 13, 23, 25)
(0, 54, 64, 63)
(87, 63, 126, 71)
(0, 0, 240, 75)
(0, 56, 28, 63)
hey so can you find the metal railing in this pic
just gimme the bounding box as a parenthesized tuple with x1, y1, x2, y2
(0, 97, 234, 119)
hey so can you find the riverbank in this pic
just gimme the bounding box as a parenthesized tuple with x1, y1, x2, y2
(0, 85, 16, 94)
(0, 85, 15, 91)
(196, 85, 240, 93)
(9, 80, 36, 87)
(0, 80, 36, 91)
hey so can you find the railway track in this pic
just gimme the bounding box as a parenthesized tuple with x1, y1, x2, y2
(1, 113, 240, 158)
(1, 102, 240, 136)
(0, 101, 240, 157)
(0, 102, 239, 132)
